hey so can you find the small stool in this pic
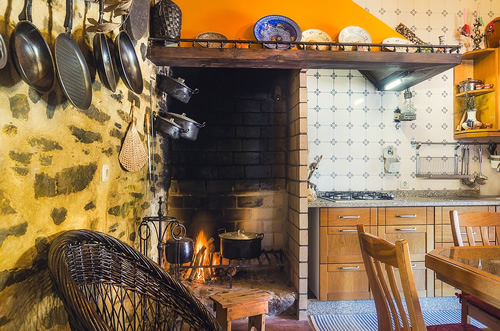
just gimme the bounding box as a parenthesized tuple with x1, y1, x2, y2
(209, 289, 272, 331)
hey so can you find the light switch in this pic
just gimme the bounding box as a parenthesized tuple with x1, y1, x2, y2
(102, 164, 110, 182)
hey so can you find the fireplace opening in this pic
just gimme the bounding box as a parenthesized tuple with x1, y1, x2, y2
(163, 67, 292, 254)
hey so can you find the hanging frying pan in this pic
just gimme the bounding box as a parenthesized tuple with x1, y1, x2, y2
(0, 34, 7, 69)
(10, 0, 55, 92)
(93, 0, 118, 92)
(114, 20, 143, 94)
(55, 0, 92, 110)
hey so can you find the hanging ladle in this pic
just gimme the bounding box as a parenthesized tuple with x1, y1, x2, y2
(461, 146, 476, 187)
(475, 146, 488, 185)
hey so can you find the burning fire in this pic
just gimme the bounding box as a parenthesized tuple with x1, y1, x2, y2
(190, 231, 216, 282)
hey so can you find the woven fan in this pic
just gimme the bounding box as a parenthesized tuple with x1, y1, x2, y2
(119, 101, 148, 172)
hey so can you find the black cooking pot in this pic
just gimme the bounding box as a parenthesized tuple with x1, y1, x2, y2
(162, 112, 205, 141)
(154, 113, 187, 139)
(219, 229, 264, 260)
(158, 74, 199, 103)
(164, 237, 194, 264)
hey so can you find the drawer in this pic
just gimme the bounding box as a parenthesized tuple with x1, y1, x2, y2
(383, 225, 430, 261)
(393, 261, 429, 298)
(323, 208, 374, 226)
(319, 263, 370, 301)
(383, 207, 427, 225)
(320, 226, 376, 264)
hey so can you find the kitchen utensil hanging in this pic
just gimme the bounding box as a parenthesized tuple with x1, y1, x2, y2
(55, 0, 92, 109)
(415, 143, 473, 179)
(119, 101, 148, 172)
(124, 0, 150, 40)
(11, 0, 55, 92)
(157, 74, 198, 103)
(114, 17, 143, 94)
(0, 34, 7, 69)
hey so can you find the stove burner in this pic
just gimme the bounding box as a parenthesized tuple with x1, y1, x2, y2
(318, 191, 395, 202)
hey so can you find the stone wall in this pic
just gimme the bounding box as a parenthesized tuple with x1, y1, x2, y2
(0, 0, 159, 329)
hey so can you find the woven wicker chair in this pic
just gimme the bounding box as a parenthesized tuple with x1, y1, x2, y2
(48, 229, 220, 330)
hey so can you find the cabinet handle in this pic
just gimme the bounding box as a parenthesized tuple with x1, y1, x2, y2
(411, 264, 417, 268)
(395, 227, 417, 231)
(338, 229, 358, 233)
(337, 215, 360, 219)
(338, 266, 360, 270)
(396, 214, 417, 218)
(461, 231, 476, 235)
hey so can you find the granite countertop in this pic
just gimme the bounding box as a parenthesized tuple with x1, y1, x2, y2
(308, 190, 500, 208)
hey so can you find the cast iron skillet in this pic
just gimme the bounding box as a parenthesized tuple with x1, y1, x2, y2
(10, 0, 55, 92)
(93, 0, 118, 92)
(55, 0, 92, 110)
(114, 19, 143, 94)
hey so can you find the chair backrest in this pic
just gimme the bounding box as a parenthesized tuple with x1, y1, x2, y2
(357, 224, 426, 331)
(48, 229, 220, 331)
(450, 210, 500, 246)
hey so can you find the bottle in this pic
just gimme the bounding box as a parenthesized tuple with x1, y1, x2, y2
(401, 88, 416, 121)
(394, 107, 401, 122)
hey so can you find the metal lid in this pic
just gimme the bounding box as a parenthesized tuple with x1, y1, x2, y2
(166, 112, 203, 126)
(219, 229, 263, 240)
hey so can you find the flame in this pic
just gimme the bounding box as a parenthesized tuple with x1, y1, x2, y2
(193, 231, 209, 282)
(195, 231, 208, 253)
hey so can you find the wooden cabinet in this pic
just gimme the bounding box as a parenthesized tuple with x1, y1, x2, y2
(453, 48, 500, 139)
(319, 208, 376, 301)
(379, 207, 434, 297)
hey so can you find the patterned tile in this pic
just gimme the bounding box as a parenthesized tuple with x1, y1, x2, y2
(307, 0, 499, 192)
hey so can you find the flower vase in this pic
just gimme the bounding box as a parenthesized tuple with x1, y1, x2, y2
(462, 109, 482, 130)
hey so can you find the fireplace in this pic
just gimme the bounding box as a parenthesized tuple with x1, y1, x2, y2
(158, 67, 309, 319)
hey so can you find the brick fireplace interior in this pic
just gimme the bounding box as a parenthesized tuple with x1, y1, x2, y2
(162, 67, 310, 319)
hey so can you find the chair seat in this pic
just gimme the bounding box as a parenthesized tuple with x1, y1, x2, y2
(462, 293, 500, 318)
(425, 323, 482, 330)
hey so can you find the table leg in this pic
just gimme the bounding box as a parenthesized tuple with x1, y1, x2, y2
(248, 313, 265, 331)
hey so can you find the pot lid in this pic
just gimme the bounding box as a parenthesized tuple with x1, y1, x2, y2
(165, 112, 203, 126)
(156, 114, 183, 129)
(219, 229, 263, 240)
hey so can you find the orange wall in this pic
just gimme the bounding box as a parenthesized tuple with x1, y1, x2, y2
(175, 0, 401, 43)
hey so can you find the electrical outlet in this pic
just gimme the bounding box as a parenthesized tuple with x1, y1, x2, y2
(102, 164, 110, 182)
(400, 178, 410, 189)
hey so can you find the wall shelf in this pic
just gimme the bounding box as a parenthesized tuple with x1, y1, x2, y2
(147, 39, 462, 92)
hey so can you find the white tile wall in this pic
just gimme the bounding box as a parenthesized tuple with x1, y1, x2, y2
(307, 0, 500, 193)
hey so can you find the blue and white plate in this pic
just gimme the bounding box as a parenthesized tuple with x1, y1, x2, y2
(254, 15, 302, 49)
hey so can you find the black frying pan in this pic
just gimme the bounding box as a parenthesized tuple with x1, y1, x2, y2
(115, 20, 143, 94)
(93, 0, 117, 92)
(10, 0, 55, 92)
(55, 0, 92, 110)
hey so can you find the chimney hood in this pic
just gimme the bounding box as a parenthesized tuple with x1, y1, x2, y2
(147, 40, 461, 92)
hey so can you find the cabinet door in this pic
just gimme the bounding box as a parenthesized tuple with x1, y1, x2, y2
(320, 226, 376, 264)
(319, 263, 370, 301)
(383, 225, 431, 261)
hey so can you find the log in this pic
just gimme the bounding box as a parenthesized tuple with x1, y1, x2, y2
(187, 245, 206, 281)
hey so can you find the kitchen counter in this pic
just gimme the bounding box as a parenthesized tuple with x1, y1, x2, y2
(309, 195, 500, 208)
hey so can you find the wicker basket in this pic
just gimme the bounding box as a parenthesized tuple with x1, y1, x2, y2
(119, 102, 148, 172)
(150, 0, 182, 39)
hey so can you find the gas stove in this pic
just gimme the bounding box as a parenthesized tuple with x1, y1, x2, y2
(318, 191, 395, 202)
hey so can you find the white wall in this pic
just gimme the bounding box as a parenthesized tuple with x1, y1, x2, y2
(307, 0, 500, 194)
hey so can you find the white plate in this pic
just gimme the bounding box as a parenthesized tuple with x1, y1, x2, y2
(302, 29, 334, 50)
(338, 26, 372, 51)
(382, 37, 415, 52)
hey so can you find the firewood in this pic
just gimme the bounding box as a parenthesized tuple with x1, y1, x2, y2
(188, 245, 206, 281)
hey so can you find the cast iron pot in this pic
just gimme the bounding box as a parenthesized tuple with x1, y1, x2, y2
(164, 237, 194, 264)
(219, 229, 264, 260)
(157, 74, 199, 103)
(154, 113, 187, 139)
(162, 112, 205, 141)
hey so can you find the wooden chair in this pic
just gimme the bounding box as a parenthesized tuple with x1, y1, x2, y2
(449, 210, 500, 329)
(48, 229, 221, 331)
(356, 224, 481, 331)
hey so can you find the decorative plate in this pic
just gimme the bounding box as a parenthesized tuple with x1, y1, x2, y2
(382, 37, 415, 52)
(338, 26, 372, 51)
(254, 15, 302, 49)
(301, 29, 334, 50)
(196, 32, 228, 48)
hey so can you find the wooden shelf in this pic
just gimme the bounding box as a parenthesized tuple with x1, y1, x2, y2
(454, 129, 500, 139)
(147, 42, 462, 92)
(456, 88, 495, 97)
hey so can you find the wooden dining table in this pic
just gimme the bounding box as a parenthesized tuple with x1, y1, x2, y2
(425, 246, 500, 309)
